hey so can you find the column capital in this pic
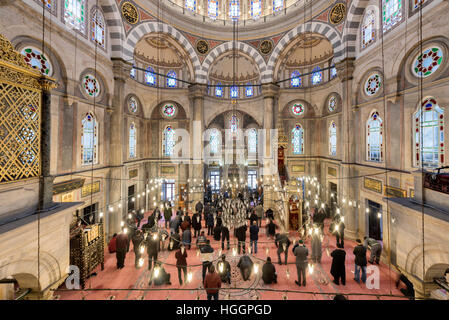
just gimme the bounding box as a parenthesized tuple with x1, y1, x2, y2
(261, 83, 280, 99)
(39, 76, 58, 92)
(335, 58, 356, 82)
(188, 83, 207, 99)
(112, 58, 132, 82)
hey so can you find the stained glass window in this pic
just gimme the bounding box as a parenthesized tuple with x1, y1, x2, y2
(230, 86, 238, 99)
(167, 70, 177, 87)
(273, 0, 284, 12)
(413, 0, 427, 10)
(367, 111, 383, 162)
(81, 113, 98, 165)
(311, 67, 322, 85)
(246, 84, 253, 97)
(330, 67, 337, 79)
(163, 126, 175, 157)
(145, 67, 156, 86)
(329, 121, 337, 156)
(362, 10, 376, 49)
(21, 47, 53, 76)
(328, 96, 337, 112)
(229, 0, 240, 21)
(208, 0, 219, 19)
(128, 96, 138, 113)
(292, 103, 305, 116)
(412, 47, 443, 78)
(129, 123, 136, 158)
(210, 129, 220, 154)
(130, 66, 136, 79)
(292, 124, 304, 155)
(215, 83, 223, 97)
(82, 74, 100, 97)
(414, 98, 444, 167)
(185, 0, 196, 12)
(382, 0, 402, 33)
(92, 9, 105, 48)
(365, 74, 381, 96)
(251, 0, 262, 19)
(248, 128, 257, 154)
(41, 0, 52, 9)
(162, 104, 176, 118)
(64, 0, 86, 33)
(291, 71, 301, 87)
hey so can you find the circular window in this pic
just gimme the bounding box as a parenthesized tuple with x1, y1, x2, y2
(21, 47, 53, 76)
(365, 74, 381, 96)
(291, 103, 305, 116)
(412, 47, 443, 78)
(162, 104, 176, 118)
(328, 96, 337, 112)
(128, 96, 138, 113)
(83, 74, 100, 97)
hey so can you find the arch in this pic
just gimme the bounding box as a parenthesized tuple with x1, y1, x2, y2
(123, 21, 201, 82)
(100, 0, 126, 58)
(343, 0, 370, 59)
(199, 41, 268, 83)
(268, 21, 344, 81)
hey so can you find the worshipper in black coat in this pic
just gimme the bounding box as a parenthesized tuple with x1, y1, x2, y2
(192, 212, 202, 238)
(206, 212, 214, 236)
(132, 230, 144, 268)
(293, 240, 308, 286)
(262, 257, 277, 284)
(275, 233, 291, 265)
(266, 208, 274, 220)
(149, 262, 171, 286)
(126, 216, 137, 251)
(182, 227, 192, 250)
(353, 239, 367, 284)
(215, 212, 222, 227)
(115, 231, 129, 269)
(213, 224, 222, 241)
(195, 201, 204, 215)
(142, 216, 155, 234)
(330, 243, 346, 285)
(136, 210, 144, 228)
(249, 221, 259, 254)
(266, 219, 277, 239)
(200, 240, 214, 283)
(249, 211, 258, 226)
(237, 255, 253, 281)
(236, 223, 247, 254)
(314, 209, 326, 231)
(175, 245, 188, 285)
(146, 232, 159, 270)
(221, 224, 230, 250)
(216, 254, 231, 284)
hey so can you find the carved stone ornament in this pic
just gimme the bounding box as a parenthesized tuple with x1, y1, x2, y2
(196, 40, 209, 55)
(329, 3, 346, 25)
(259, 40, 273, 55)
(121, 1, 139, 25)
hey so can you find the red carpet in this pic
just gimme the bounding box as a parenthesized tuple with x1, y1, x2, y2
(55, 211, 406, 300)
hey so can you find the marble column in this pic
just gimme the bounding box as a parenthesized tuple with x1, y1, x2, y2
(335, 58, 358, 239)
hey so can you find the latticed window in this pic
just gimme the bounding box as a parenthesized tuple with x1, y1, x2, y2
(311, 67, 322, 85)
(414, 98, 444, 167)
(291, 71, 301, 87)
(245, 84, 253, 97)
(167, 70, 177, 87)
(248, 128, 258, 154)
(230, 86, 238, 98)
(81, 113, 98, 165)
(273, 0, 284, 12)
(229, 0, 240, 20)
(367, 112, 383, 162)
(185, 0, 196, 11)
(251, 0, 262, 19)
(64, 0, 86, 34)
(329, 121, 337, 156)
(382, 0, 402, 33)
(215, 83, 223, 97)
(362, 10, 376, 49)
(145, 67, 156, 86)
(208, 0, 219, 19)
(92, 9, 105, 48)
(129, 123, 136, 158)
(209, 129, 220, 154)
(163, 126, 176, 157)
(292, 124, 304, 155)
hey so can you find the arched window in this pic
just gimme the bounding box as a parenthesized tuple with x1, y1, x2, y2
(245, 83, 253, 97)
(292, 124, 304, 155)
(215, 83, 223, 97)
(163, 126, 176, 157)
(251, 0, 262, 19)
(414, 98, 444, 167)
(329, 121, 337, 156)
(382, 0, 402, 33)
(129, 123, 137, 158)
(311, 67, 322, 85)
(145, 67, 156, 86)
(92, 9, 105, 48)
(167, 70, 177, 87)
(185, 0, 196, 11)
(208, 0, 219, 19)
(248, 128, 258, 154)
(361, 10, 376, 49)
(291, 71, 301, 87)
(81, 113, 98, 165)
(330, 66, 337, 79)
(210, 129, 220, 154)
(230, 86, 238, 99)
(273, 0, 284, 12)
(229, 0, 240, 20)
(64, 0, 86, 34)
(367, 111, 383, 162)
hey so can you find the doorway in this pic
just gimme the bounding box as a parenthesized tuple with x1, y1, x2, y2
(329, 182, 338, 218)
(128, 185, 135, 213)
(367, 200, 383, 241)
(161, 179, 175, 202)
(82, 202, 98, 225)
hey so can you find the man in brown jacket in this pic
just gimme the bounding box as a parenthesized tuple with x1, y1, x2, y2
(204, 265, 221, 300)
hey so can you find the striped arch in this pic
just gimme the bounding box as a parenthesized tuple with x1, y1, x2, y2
(100, 0, 126, 57)
(342, 0, 370, 58)
(123, 22, 201, 82)
(267, 21, 344, 82)
(199, 41, 269, 84)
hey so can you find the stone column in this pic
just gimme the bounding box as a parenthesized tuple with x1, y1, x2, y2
(188, 84, 206, 206)
(261, 83, 279, 211)
(335, 58, 358, 239)
(107, 59, 131, 236)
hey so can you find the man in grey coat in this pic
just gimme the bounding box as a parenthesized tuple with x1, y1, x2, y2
(364, 236, 382, 264)
(255, 203, 264, 227)
(293, 240, 308, 286)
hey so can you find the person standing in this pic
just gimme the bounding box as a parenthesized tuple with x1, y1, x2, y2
(364, 236, 382, 264)
(236, 223, 247, 254)
(136, 210, 144, 228)
(192, 211, 202, 238)
(108, 233, 117, 254)
(262, 257, 277, 284)
(146, 232, 159, 271)
(249, 221, 259, 254)
(132, 230, 144, 268)
(200, 240, 214, 283)
(293, 240, 308, 287)
(221, 223, 230, 250)
(116, 231, 129, 269)
(311, 227, 322, 264)
(206, 211, 214, 236)
(195, 201, 204, 216)
(353, 239, 367, 284)
(255, 203, 264, 227)
(330, 243, 346, 285)
(182, 226, 192, 250)
(267, 219, 277, 239)
(332, 215, 345, 248)
(164, 203, 172, 229)
(249, 210, 258, 226)
(175, 245, 188, 285)
(275, 233, 291, 265)
(204, 265, 221, 300)
(216, 254, 231, 284)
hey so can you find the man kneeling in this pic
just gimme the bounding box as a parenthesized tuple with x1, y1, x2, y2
(262, 257, 277, 284)
(237, 255, 253, 281)
(149, 262, 171, 286)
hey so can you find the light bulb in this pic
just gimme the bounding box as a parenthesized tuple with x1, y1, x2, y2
(118, 203, 122, 208)
(131, 197, 135, 202)
(137, 194, 140, 199)
(366, 208, 370, 213)
(99, 212, 104, 218)
(253, 264, 259, 274)
(154, 267, 160, 278)
(341, 216, 345, 223)
(109, 206, 114, 212)
(377, 213, 382, 219)
(120, 221, 124, 227)
(308, 264, 314, 275)
(138, 258, 144, 267)
(140, 245, 145, 254)
(123, 227, 128, 234)
(128, 214, 132, 219)
(232, 248, 237, 256)
(187, 272, 193, 283)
